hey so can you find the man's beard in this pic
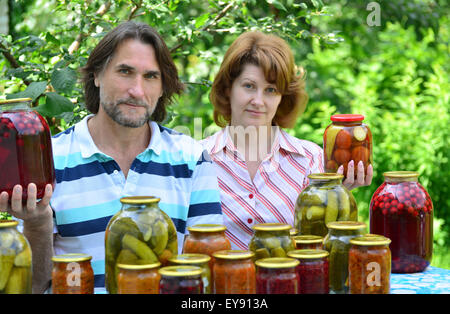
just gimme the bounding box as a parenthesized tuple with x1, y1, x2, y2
(100, 97, 154, 128)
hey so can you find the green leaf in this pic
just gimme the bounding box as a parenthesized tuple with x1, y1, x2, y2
(267, 0, 287, 12)
(195, 13, 209, 28)
(51, 68, 77, 95)
(6, 81, 48, 101)
(35, 92, 74, 117)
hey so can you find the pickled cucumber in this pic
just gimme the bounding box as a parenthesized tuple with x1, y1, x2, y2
(254, 248, 270, 260)
(338, 192, 351, 221)
(262, 237, 281, 250)
(329, 241, 348, 292)
(306, 206, 325, 220)
(110, 217, 141, 240)
(270, 247, 287, 257)
(325, 191, 339, 224)
(4, 267, 30, 294)
(150, 220, 168, 255)
(122, 234, 158, 262)
(13, 248, 31, 267)
(0, 254, 15, 290)
(325, 126, 342, 160)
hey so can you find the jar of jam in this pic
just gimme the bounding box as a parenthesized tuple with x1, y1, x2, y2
(169, 253, 211, 294)
(212, 250, 256, 294)
(323, 114, 373, 179)
(255, 257, 299, 294)
(0, 98, 55, 200)
(105, 196, 178, 294)
(159, 265, 203, 294)
(0, 220, 32, 294)
(117, 262, 161, 294)
(287, 249, 329, 294)
(51, 253, 94, 294)
(370, 171, 433, 273)
(249, 223, 295, 260)
(294, 173, 358, 237)
(348, 235, 391, 294)
(323, 221, 367, 294)
(293, 235, 324, 250)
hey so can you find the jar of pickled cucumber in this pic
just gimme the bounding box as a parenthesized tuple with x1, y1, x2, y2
(249, 223, 295, 260)
(105, 196, 178, 294)
(294, 173, 357, 237)
(0, 220, 32, 294)
(117, 262, 161, 294)
(51, 253, 94, 294)
(323, 221, 367, 294)
(159, 265, 203, 294)
(255, 257, 299, 294)
(212, 250, 256, 294)
(323, 114, 373, 180)
(348, 235, 391, 294)
(0, 98, 55, 200)
(293, 235, 324, 250)
(169, 253, 211, 294)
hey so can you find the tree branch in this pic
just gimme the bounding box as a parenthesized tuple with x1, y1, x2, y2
(0, 41, 31, 85)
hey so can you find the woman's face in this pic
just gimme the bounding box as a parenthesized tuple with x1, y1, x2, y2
(229, 63, 282, 129)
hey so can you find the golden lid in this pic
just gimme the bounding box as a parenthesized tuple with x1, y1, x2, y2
(0, 98, 32, 105)
(290, 228, 298, 236)
(326, 221, 367, 230)
(293, 235, 324, 244)
(212, 250, 255, 260)
(255, 257, 299, 269)
(349, 235, 391, 246)
(308, 173, 344, 180)
(0, 220, 19, 228)
(187, 224, 227, 233)
(383, 171, 419, 178)
(117, 262, 161, 270)
(287, 249, 329, 259)
(158, 265, 203, 277)
(169, 253, 211, 265)
(52, 253, 92, 263)
(120, 196, 160, 204)
(252, 223, 291, 232)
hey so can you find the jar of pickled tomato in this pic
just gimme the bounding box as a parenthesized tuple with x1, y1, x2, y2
(117, 262, 161, 294)
(51, 253, 94, 294)
(159, 265, 203, 294)
(255, 257, 299, 294)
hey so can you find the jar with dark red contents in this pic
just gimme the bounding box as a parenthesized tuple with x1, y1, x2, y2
(168, 253, 211, 294)
(117, 262, 161, 294)
(288, 249, 329, 294)
(370, 171, 433, 273)
(255, 257, 299, 294)
(323, 114, 372, 180)
(0, 98, 55, 200)
(348, 235, 391, 294)
(159, 265, 203, 294)
(293, 235, 324, 250)
(51, 253, 94, 294)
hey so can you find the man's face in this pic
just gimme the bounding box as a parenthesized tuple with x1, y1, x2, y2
(94, 38, 163, 128)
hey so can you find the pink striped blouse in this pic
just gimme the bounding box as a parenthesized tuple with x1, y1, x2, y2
(201, 127, 324, 249)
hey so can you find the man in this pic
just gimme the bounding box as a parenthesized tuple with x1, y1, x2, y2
(0, 21, 223, 293)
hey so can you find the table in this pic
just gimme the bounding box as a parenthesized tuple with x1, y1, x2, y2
(391, 266, 450, 294)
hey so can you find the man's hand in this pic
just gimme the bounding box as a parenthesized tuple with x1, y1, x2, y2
(338, 160, 373, 191)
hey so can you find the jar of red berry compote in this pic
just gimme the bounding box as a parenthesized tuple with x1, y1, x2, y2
(0, 98, 55, 200)
(370, 171, 433, 273)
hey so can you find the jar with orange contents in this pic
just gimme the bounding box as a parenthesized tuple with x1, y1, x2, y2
(51, 253, 94, 294)
(212, 250, 256, 294)
(117, 262, 161, 294)
(293, 235, 324, 250)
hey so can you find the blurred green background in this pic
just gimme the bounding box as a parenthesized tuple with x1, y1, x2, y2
(1, 0, 449, 268)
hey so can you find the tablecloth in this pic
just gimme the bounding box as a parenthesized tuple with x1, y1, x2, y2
(390, 266, 450, 294)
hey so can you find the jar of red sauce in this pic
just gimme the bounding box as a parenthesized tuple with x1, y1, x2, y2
(51, 253, 94, 294)
(370, 171, 433, 273)
(348, 235, 391, 294)
(293, 235, 324, 250)
(323, 114, 372, 180)
(255, 257, 299, 294)
(288, 249, 329, 294)
(117, 262, 161, 294)
(0, 98, 55, 200)
(212, 250, 256, 294)
(168, 253, 211, 294)
(159, 265, 203, 294)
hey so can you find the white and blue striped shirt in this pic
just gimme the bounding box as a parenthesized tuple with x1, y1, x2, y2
(50, 115, 223, 290)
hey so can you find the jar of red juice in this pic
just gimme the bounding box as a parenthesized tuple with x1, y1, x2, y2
(370, 171, 433, 273)
(0, 98, 55, 200)
(255, 257, 299, 294)
(288, 249, 329, 294)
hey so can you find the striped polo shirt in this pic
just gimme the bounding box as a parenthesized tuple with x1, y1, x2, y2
(201, 126, 323, 250)
(51, 115, 223, 290)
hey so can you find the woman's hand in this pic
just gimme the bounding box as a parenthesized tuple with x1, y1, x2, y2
(338, 160, 373, 191)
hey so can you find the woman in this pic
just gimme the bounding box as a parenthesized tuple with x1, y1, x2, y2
(201, 31, 372, 249)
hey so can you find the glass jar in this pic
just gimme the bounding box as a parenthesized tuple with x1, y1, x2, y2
(169, 253, 211, 294)
(0, 220, 32, 294)
(323, 114, 373, 180)
(0, 98, 55, 200)
(294, 173, 357, 237)
(287, 249, 329, 294)
(370, 171, 433, 273)
(105, 196, 178, 294)
(51, 253, 94, 294)
(212, 250, 256, 294)
(117, 262, 161, 294)
(323, 221, 367, 294)
(249, 223, 295, 260)
(293, 235, 324, 250)
(255, 257, 299, 294)
(348, 235, 391, 294)
(159, 265, 203, 294)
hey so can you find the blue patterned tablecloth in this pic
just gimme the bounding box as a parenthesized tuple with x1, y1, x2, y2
(391, 266, 450, 294)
